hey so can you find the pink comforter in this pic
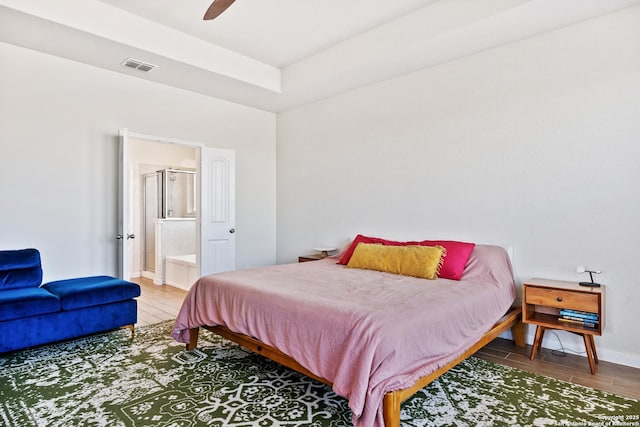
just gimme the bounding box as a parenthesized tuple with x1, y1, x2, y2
(172, 244, 515, 426)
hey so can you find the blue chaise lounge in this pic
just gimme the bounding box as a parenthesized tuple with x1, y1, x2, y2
(0, 248, 141, 353)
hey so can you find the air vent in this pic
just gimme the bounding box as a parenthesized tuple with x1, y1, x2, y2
(121, 58, 158, 73)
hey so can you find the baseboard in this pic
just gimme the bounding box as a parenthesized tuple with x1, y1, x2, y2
(141, 270, 155, 280)
(500, 330, 640, 369)
(164, 279, 190, 291)
(598, 348, 640, 370)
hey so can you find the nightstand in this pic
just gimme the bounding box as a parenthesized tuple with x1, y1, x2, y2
(522, 278, 605, 374)
(298, 254, 324, 263)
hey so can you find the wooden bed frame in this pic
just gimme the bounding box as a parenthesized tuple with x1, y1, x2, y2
(185, 306, 524, 427)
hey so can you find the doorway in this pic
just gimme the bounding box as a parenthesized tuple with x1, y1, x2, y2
(118, 130, 237, 290)
(129, 139, 197, 289)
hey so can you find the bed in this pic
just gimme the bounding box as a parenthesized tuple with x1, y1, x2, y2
(172, 243, 525, 427)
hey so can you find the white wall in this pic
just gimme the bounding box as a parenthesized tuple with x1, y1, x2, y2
(0, 42, 277, 280)
(277, 8, 640, 366)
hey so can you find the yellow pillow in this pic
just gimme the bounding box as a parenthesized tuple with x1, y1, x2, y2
(346, 243, 445, 279)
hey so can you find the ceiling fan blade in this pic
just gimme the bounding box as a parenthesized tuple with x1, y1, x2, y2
(203, 0, 236, 20)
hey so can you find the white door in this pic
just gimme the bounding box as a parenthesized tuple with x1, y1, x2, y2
(117, 128, 134, 279)
(198, 147, 236, 276)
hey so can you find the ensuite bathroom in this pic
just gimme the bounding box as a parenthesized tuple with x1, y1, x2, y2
(128, 139, 197, 290)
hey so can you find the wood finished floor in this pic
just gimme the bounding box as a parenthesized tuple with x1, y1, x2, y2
(132, 277, 640, 402)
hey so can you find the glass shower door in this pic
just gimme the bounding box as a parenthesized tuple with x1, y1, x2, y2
(162, 169, 196, 218)
(143, 173, 160, 272)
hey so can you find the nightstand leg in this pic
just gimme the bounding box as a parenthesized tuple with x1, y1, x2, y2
(530, 326, 546, 360)
(583, 334, 597, 375)
(588, 334, 599, 364)
(582, 334, 596, 375)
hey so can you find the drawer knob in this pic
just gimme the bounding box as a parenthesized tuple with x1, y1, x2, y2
(557, 296, 563, 302)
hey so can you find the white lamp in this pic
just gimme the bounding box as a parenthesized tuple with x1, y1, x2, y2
(313, 247, 336, 258)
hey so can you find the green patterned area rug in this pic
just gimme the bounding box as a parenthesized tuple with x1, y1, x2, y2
(1, 321, 638, 427)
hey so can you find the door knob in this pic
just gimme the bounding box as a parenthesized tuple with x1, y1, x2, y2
(116, 234, 123, 240)
(229, 228, 236, 234)
(127, 234, 136, 240)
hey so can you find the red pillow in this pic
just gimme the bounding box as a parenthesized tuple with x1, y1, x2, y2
(416, 240, 475, 281)
(338, 234, 403, 265)
(338, 234, 475, 281)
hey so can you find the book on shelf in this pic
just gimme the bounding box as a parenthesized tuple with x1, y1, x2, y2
(558, 317, 598, 328)
(561, 314, 599, 323)
(559, 309, 599, 321)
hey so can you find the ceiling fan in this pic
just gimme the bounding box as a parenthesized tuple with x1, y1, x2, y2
(203, 0, 236, 20)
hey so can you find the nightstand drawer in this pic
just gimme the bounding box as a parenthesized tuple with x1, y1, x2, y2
(525, 286, 599, 312)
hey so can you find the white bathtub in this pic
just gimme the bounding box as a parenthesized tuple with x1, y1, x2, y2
(165, 254, 197, 291)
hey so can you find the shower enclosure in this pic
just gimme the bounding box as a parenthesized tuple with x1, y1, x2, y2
(142, 169, 196, 273)
(158, 169, 196, 219)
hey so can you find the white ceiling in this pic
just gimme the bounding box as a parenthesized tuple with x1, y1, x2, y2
(1, 0, 638, 112)
(97, 0, 439, 68)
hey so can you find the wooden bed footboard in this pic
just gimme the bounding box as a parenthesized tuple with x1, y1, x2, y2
(185, 306, 524, 427)
(382, 306, 524, 427)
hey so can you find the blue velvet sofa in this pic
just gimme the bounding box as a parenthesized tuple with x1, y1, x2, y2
(0, 248, 141, 353)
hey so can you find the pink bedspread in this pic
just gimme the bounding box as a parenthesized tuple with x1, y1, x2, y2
(172, 244, 515, 426)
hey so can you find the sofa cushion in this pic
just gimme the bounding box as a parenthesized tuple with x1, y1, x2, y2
(0, 287, 61, 321)
(0, 248, 43, 290)
(42, 276, 141, 310)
